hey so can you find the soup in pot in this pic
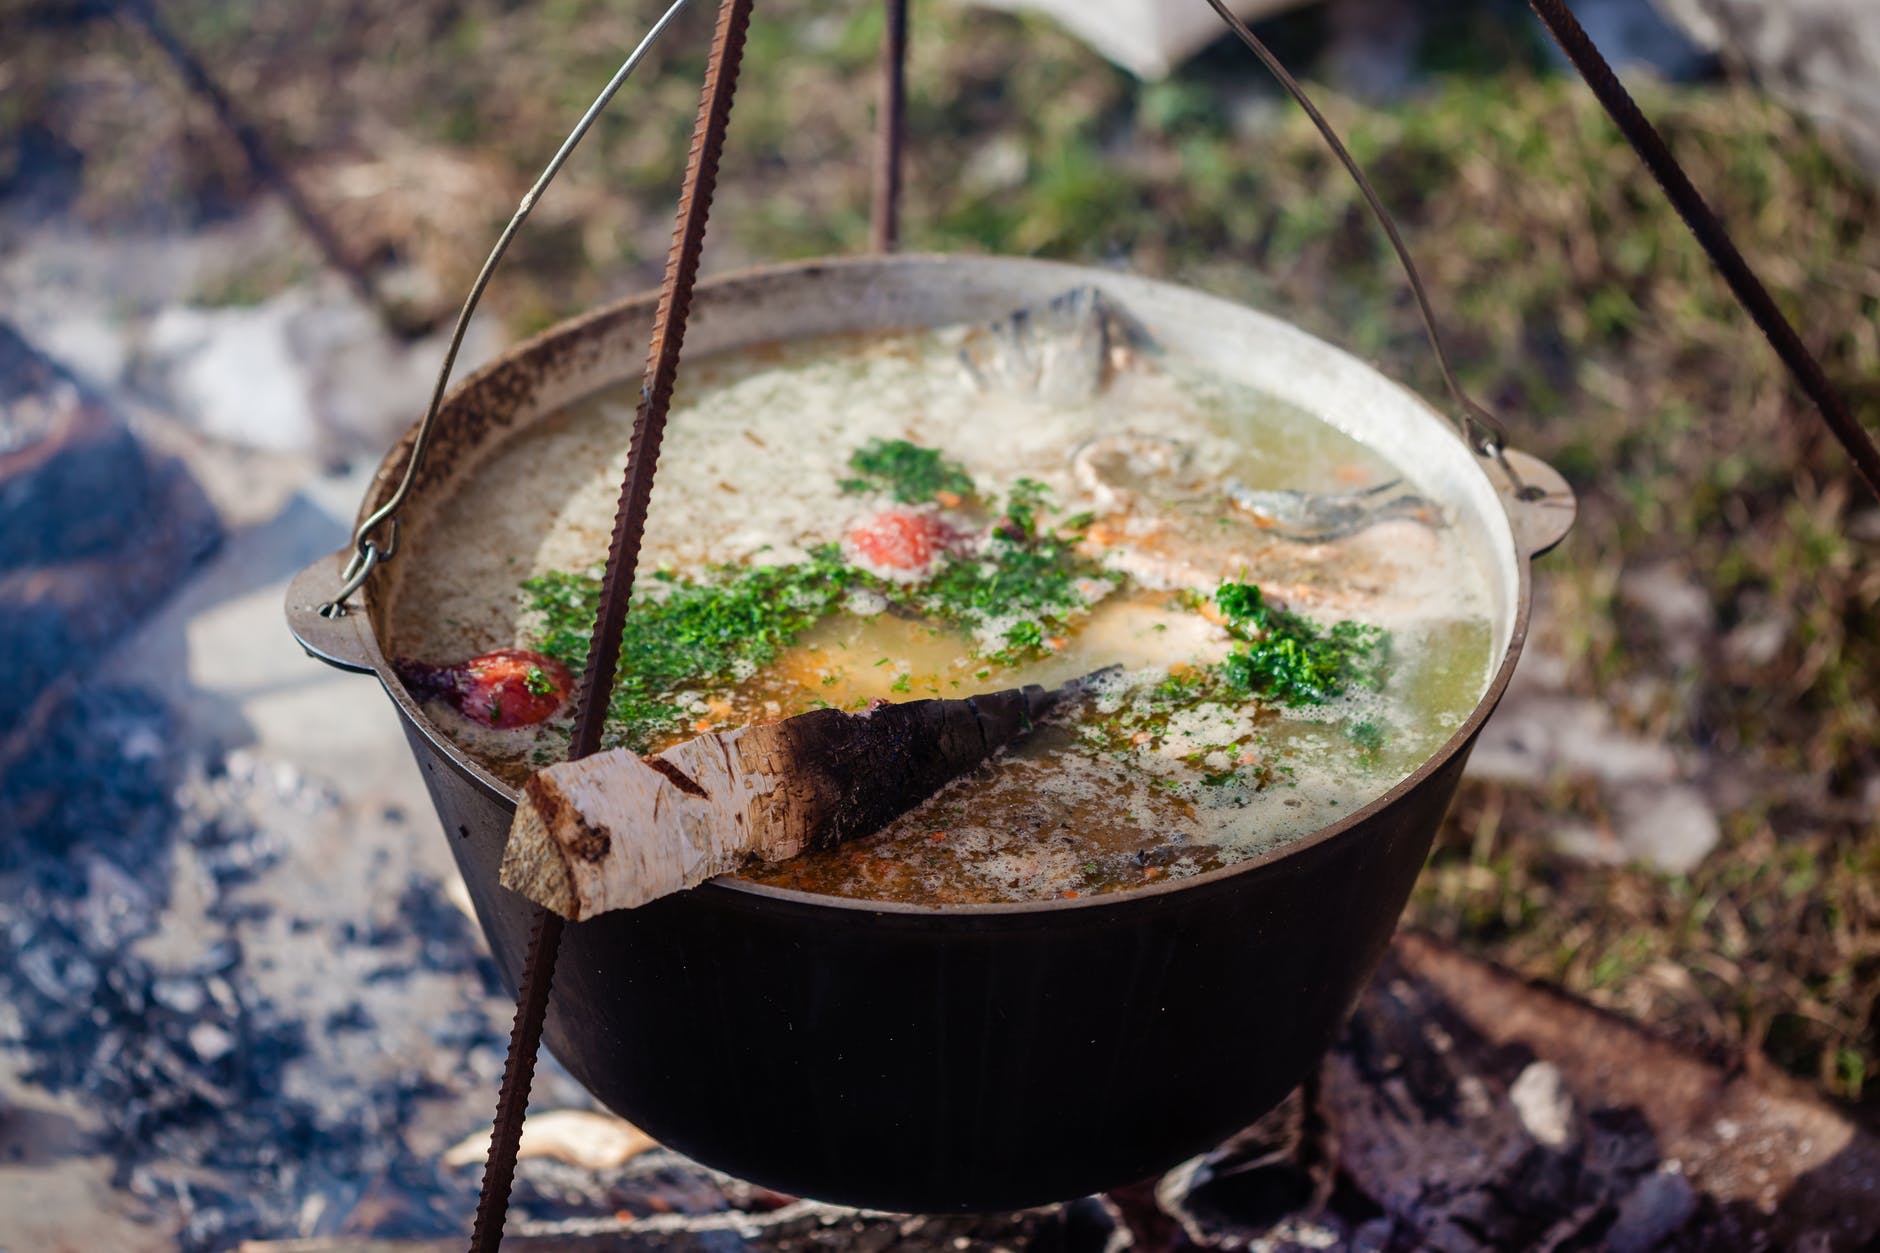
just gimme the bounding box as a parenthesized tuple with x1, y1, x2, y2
(389, 292, 1497, 904)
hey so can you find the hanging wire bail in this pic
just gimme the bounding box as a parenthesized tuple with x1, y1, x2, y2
(1200, 0, 1540, 497)
(317, 0, 702, 618)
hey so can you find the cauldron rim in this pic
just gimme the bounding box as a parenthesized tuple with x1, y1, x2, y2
(294, 252, 1572, 920)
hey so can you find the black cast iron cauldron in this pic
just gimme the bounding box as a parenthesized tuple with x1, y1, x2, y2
(287, 254, 1574, 1213)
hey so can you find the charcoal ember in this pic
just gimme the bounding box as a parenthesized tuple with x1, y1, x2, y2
(11, 921, 99, 1002)
(1, 684, 176, 871)
(369, 874, 493, 977)
(1607, 1169, 1699, 1253)
(1316, 964, 1667, 1251)
(1145, 937, 1880, 1251)
(0, 686, 481, 1249)
(80, 853, 159, 949)
(151, 976, 209, 1015)
(428, 1007, 496, 1052)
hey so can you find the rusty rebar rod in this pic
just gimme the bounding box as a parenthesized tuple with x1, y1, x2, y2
(465, 0, 755, 1248)
(1527, 0, 1880, 502)
(871, 0, 908, 252)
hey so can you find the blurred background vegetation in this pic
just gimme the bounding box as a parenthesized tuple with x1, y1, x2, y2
(6, 0, 1878, 1114)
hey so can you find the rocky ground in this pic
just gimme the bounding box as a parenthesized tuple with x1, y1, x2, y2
(3, 0, 1878, 1248)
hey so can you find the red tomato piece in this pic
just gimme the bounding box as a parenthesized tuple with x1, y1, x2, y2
(844, 510, 959, 576)
(394, 648, 573, 729)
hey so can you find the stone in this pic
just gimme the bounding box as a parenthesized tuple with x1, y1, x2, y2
(1610, 782, 1721, 873)
(145, 296, 322, 454)
(1608, 1168, 1699, 1253)
(139, 282, 499, 460)
(1652, 0, 1880, 174)
(1618, 560, 1714, 668)
(1509, 1062, 1576, 1149)
(1722, 612, 1789, 669)
(1469, 643, 1720, 873)
(1468, 690, 1679, 789)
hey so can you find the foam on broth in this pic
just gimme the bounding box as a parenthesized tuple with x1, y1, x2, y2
(391, 319, 1497, 904)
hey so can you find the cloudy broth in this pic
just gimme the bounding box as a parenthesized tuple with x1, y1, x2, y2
(391, 312, 1496, 904)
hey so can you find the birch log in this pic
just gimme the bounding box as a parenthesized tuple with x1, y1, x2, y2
(501, 683, 1064, 919)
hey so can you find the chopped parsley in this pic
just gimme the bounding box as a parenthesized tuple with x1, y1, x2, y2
(1212, 582, 1388, 707)
(520, 478, 1108, 750)
(838, 438, 976, 504)
(1347, 719, 1386, 763)
(518, 433, 1390, 771)
(907, 480, 1107, 663)
(523, 546, 855, 750)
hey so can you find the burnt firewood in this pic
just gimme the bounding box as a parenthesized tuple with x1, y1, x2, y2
(1155, 936, 1880, 1252)
(501, 682, 1068, 920)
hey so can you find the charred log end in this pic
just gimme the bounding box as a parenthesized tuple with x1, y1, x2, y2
(501, 776, 585, 920)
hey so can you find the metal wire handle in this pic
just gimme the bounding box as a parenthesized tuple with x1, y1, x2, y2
(1201, 0, 1536, 494)
(319, 0, 702, 617)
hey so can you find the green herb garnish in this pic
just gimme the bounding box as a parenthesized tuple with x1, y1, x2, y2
(910, 480, 1106, 663)
(523, 665, 555, 697)
(523, 545, 855, 750)
(521, 451, 1110, 748)
(1213, 582, 1388, 706)
(1347, 718, 1386, 762)
(838, 438, 976, 504)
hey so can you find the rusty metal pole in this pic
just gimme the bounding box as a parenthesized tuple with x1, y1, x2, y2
(870, 0, 908, 252)
(1526, 0, 1880, 502)
(465, 1, 755, 1248)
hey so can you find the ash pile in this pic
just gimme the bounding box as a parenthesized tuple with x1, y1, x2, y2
(0, 316, 520, 1249)
(1, 693, 482, 1248)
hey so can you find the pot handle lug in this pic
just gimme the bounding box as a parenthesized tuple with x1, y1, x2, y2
(1489, 448, 1576, 559)
(285, 548, 382, 675)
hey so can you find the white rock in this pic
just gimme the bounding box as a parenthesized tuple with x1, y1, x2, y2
(34, 311, 132, 389)
(962, 137, 1031, 195)
(1610, 782, 1720, 874)
(1653, 0, 1880, 174)
(1619, 561, 1713, 667)
(1548, 820, 1627, 867)
(1469, 692, 1679, 788)
(140, 283, 498, 457)
(1723, 615, 1789, 669)
(1509, 1061, 1575, 1148)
